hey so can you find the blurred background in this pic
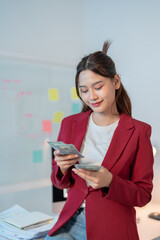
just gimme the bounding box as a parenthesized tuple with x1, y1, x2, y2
(0, 0, 160, 215)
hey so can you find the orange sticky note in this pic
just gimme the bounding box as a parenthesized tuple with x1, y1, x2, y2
(71, 87, 78, 100)
(53, 112, 63, 123)
(48, 88, 59, 101)
(42, 120, 52, 132)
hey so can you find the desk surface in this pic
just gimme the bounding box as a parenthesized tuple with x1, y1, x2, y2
(136, 201, 160, 240)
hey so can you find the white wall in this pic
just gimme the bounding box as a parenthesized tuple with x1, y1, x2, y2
(85, 0, 160, 202)
(0, 0, 85, 64)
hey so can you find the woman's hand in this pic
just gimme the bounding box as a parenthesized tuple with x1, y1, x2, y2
(54, 150, 80, 175)
(72, 167, 113, 189)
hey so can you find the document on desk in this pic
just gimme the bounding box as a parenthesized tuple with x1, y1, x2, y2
(0, 205, 58, 240)
(3, 210, 54, 229)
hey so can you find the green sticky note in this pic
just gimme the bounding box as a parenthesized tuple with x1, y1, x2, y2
(32, 150, 43, 163)
(72, 102, 81, 114)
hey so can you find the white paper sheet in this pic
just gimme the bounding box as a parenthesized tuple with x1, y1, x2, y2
(0, 205, 58, 240)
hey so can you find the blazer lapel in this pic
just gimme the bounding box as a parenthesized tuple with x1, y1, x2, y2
(70, 111, 92, 188)
(102, 113, 135, 171)
(71, 110, 92, 151)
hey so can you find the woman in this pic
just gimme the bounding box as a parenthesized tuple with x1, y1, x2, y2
(45, 41, 154, 240)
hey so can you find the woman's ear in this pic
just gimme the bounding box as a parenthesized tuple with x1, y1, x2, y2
(114, 74, 121, 89)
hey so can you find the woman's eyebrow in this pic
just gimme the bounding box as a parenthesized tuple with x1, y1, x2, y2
(79, 80, 103, 88)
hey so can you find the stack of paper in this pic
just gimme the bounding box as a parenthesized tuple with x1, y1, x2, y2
(3, 210, 54, 229)
(0, 205, 58, 240)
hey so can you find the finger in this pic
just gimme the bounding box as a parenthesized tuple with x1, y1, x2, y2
(72, 168, 97, 182)
(56, 153, 79, 160)
(56, 159, 78, 168)
(55, 156, 78, 166)
(54, 150, 61, 156)
(78, 168, 98, 174)
(99, 166, 105, 172)
(54, 150, 78, 158)
(57, 158, 78, 166)
(75, 168, 99, 177)
(87, 181, 96, 188)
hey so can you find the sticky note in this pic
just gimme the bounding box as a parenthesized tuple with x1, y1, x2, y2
(71, 87, 78, 100)
(53, 112, 63, 123)
(20, 91, 25, 96)
(24, 114, 32, 118)
(33, 150, 43, 163)
(72, 102, 81, 114)
(42, 120, 52, 132)
(48, 89, 59, 101)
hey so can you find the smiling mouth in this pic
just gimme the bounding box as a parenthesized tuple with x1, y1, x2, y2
(90, 100, 103, 107)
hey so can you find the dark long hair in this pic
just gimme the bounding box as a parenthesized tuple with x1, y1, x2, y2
(75, 41, 132, 116)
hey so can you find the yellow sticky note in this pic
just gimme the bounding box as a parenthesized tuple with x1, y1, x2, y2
(48, 89, 59, 101)
(71, 87, 78, 100)
(53, 112, 64, 123)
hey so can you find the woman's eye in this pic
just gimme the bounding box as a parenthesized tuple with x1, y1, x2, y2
(95, 86, 103, 90)
(80, 89, 88, 93)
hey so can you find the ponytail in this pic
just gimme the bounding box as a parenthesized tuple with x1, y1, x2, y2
(115, 83, 132, 116)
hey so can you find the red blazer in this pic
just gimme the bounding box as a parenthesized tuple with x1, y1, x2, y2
(48, 110, 154, 240)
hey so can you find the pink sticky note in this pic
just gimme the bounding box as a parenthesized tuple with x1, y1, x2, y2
(24, 114, 32, 118)
(20, 91, 25, 96)
(42, 120, 52, 132)
(3, 79, 11, 83)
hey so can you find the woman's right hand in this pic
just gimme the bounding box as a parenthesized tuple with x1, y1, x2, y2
(54, 150, 80, 175)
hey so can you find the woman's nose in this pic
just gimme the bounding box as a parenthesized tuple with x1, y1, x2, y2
(89, 89, 98, 101)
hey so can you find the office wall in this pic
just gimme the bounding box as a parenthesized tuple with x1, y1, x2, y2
(0, 0, 85, 63)
(84, 0, 160, 202)
(0, 0, 85, 213)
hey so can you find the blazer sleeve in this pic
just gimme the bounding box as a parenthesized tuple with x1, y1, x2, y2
(103, 124, 154, 207)
(50, 118, 73, 189)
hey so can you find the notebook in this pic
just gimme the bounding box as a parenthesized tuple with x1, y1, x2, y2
(3, 211, 54, 229)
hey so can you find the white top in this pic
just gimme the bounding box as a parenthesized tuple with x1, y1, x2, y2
(80, 114, 119, 165)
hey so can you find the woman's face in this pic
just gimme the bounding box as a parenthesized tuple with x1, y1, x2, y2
(79, 70, 120, 116)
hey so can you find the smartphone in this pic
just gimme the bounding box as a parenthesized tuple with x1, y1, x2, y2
(74, 164, 102, 172)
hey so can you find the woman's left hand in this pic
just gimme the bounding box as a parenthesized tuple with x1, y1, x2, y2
(72, 167, 113, 189)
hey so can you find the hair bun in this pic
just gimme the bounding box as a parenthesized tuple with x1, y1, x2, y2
(102, 40, 112, 54)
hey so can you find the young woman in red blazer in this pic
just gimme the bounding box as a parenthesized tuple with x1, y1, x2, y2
(45, 41, 154, 240)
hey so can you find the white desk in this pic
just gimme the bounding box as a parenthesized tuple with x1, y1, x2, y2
(136, 201, 160, 240)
